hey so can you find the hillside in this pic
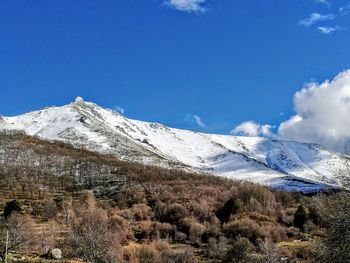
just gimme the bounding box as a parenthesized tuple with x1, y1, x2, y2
(1, 97, 350, 192)
(0, 132, 323, 262)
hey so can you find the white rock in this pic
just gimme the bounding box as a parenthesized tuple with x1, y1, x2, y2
(49, 248, 62, 259)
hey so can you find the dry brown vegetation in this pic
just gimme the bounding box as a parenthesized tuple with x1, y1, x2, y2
(0, 132, 343, 262)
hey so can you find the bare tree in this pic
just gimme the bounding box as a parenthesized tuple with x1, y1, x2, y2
(39, 220, 60, 254)
(61, 196, 74, 225)
(0, 213, 35, 263)
(316, 193, 350, 263)
(66, 198, 122, 263)
(257, 241, 280, 263)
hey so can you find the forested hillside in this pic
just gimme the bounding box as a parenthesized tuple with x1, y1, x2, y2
(0, 131, 346, 262)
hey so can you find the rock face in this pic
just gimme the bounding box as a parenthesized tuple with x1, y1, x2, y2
(49, 248, 62, 259)
(1, 97, 350, 192)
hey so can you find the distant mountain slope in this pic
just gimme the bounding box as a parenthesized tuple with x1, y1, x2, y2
(1, 97, 349, 192)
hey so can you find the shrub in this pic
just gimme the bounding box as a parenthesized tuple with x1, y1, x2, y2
(223, 218, 266, 243)
(163, 203, 188, 224)
(223, 237, 254, 263)
(223, 214, 287, 243)
(188, 221, 206, 245)
(293, 205, 309, 230)
(152, 222, 173, 239)
(257, 241, 280, 263)
(121, 246, 138, 263)
(232, 184, 278, 216)
(207, 236, 229, 260)
(131, 204, 153, 221)
(264, 224, 288, 242)
(275, 190, 298, 207)
(188, 200, 211, 222)
(138, 244, 160, 263)
(4, 200, 22, 219)
(136, 220, 153, 240)
(203, 216, 221, 239)
(152, 239, 171, 253)
(42, 198, 58, 219)
(161, 247, 196, 263)
(174, 231, 187, 242)
(217, 197, 242, 223)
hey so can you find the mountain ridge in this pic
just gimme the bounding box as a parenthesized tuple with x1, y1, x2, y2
(1, 97, 349, 193)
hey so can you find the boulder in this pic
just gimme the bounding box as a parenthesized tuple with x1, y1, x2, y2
(49, 248, 62, 259)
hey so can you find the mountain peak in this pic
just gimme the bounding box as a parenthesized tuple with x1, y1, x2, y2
(71, 96, 96, 108)
(74, 96, 84, 103)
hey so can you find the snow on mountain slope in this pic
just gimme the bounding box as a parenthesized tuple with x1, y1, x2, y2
(1, 97, 350, 192)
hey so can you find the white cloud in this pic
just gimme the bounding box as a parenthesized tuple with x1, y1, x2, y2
(231, 121, 275, 138)
(113, 105, 125, 115)
(165, 0, 207, 13)
(315, 0, 331, 7)
(339, 3, 350, 15)
(317, 25, 341, 34)
(278, 70, 350, 154)
(193, 115, 206, 127)
(299, 13, 335, 27)
(185, 114, 206, 128)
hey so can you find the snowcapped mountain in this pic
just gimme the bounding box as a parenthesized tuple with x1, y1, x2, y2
(1, 97, 350, 193)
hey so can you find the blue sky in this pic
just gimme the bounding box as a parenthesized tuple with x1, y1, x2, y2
(1, 0, 350, 134)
